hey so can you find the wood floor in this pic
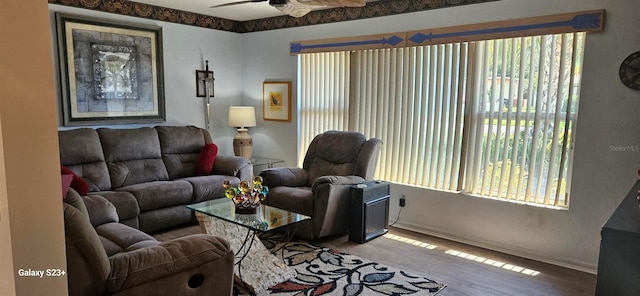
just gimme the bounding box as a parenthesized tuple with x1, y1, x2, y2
(153, 225, 596, 296)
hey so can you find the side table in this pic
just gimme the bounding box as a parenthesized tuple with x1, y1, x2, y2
(251, 156, 285, 176)
(251, 156, 285, 169)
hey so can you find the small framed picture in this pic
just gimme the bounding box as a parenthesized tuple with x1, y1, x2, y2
(196, 70, 214, 97)
(263, 81, 292, 122)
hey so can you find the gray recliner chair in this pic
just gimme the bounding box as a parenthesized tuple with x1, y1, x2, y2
(259, 130, 382, 240)
(63, 188, 235, 296)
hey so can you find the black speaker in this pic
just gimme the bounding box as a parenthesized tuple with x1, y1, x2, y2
(269, 0, 287, 6)
(349, 181, 390, 243)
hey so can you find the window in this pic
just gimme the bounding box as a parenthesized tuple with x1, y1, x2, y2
(299, 32, 585, 208)
(465, 34, 585, 207)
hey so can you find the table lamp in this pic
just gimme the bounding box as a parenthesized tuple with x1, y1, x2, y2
(228, 106, 257, 159)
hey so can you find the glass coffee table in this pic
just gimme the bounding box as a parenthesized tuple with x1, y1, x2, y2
(187, 198, 310, 294)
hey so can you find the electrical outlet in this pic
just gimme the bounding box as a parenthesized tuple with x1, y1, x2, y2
(399, 196, 406, 207)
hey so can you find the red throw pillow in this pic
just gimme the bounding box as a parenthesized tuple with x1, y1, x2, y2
(61, 174, 74, 199)
(60, 165, 90, 196)
(195, 143, 218, 175)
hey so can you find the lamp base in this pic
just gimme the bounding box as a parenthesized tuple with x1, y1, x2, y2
(233, 129, 253, 159)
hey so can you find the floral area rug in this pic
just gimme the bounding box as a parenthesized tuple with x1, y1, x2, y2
(249, 238, 446, 296)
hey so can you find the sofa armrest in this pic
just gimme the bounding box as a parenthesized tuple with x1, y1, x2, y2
(260, 167, 309, 187)
(81, 195, 119, 227)
(311, 175, 365, 192)
(212, 155, 252, 182)
(107, 234, 233, 293)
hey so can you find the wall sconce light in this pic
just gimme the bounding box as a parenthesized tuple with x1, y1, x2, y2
(228, 106, 257, 159)
(196, 60, 215, 130)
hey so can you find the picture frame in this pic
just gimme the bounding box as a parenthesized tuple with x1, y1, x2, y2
(196, 70, 215, 97)
(55, 13, 165, 126)
(263, 81, 292, 122)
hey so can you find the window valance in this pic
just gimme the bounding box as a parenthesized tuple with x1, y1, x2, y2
(290, 9, 604, 55)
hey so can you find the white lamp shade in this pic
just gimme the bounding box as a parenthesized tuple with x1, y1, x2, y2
(228, 106, 256, 128)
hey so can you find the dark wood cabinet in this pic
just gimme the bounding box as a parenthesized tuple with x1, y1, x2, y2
(349, 181, 390, 244)
(596, 180, 640, 295)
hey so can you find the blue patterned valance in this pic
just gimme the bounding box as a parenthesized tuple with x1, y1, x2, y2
(290, 9, 604, 54)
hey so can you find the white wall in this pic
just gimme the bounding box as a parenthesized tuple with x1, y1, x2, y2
(49, 5, 245, 156)
(242, 0, 640, 271)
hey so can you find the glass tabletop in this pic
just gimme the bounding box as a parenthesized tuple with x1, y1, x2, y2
(186, 198, 310, 232)
(250, 156, 285, 167)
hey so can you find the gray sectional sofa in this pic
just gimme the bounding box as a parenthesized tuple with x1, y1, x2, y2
(58, 125, 252, 233)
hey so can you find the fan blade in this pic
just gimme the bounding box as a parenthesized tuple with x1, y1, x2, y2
(276, 0, 312, 17)
(210, 0, 267, 8)
(298, 0, 365, 7)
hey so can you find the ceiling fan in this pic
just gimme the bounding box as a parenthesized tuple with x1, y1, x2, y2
(211, 0, 366, 18)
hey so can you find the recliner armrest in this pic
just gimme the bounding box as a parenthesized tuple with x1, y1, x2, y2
(106, 234, 233, 293)
(261, 167, 309, 187)
(311, 175, 365, 192)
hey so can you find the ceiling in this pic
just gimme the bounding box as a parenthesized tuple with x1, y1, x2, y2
(49, 0, 502, 33)
(131, 0, 367, 21)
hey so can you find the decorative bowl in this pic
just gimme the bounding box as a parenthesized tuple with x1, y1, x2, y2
(223, 177, 269, 214)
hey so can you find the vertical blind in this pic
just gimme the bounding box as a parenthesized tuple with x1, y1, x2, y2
(298, 52, 350, 164)
(298, 32, 585, 208)
(464, 33, 584, 207)
(350, 46, 467, 191)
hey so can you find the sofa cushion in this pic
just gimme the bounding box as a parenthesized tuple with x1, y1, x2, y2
(59, 128, 106, 164)
(108, 159, 170, 188)
(118, 180, 193, 212)
(65, 162, 112, 192)
(161, 153, 199, 180)
(262, 186, 313, 216)
(313, 131, 366, 164)
(195, 143, 218, 175)
(308, 158, 356, 185)
(156, 126, 209, 179)
(99, 127, 162, 162)
(156, 126, 208, 154)
(304, 131, 365, 184)
(98, 127, 170, 187)
(138, 205, 194, 234)
(58, 128, 111, 192)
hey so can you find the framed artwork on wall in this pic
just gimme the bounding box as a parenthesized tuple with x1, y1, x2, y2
(55, 13, 165, 126)
(263, 81, 292, 122)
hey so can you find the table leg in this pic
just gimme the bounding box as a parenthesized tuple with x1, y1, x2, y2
(195, 213, 297, 294)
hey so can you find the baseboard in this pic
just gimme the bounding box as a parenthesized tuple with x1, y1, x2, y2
(391, 222, 598, 275)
